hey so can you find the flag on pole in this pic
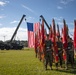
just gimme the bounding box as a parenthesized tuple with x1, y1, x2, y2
(49, 25, 53, 41)
(39, 20, 45, 60)
(41, 19, 45, 46)
(62, 19, 68, 61)
(74, 20, 76, 49)
(34, 22, 40, 47)
(34, 22, 40, 49)
(61, 28, 64, 43)
(52, 19, 58, 63)
(63, 19, 68, 49)
(57, 24, 60, 39)
(27, 22, 34, 48)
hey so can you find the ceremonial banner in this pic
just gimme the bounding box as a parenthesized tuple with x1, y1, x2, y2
(63, 19, 68, 49)
(49, 25, 53, 41)
(57, 24, 60, 38)
(74, 20, 76, 49)
(62, 19, 68, 61)
(40, 20, 45, 60)
(52, 19, 58, 62)
(41, 20, 45, 45)
(34, 22, 40, 47)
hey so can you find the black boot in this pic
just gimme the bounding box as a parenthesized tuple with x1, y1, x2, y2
(56, 63, 58, 70)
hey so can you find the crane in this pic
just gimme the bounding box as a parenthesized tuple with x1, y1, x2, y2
(10, 15, 26, 42)
(40, 15, 50, 30)
(4, 14, 26, 50)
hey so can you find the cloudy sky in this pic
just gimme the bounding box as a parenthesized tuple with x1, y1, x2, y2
(0, 0, 76, 41)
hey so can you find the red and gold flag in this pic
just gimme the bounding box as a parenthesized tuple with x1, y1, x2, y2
(63, 19, 68, 49)
(49, 25, 53, 41)
(52, 19, 58, 62)
(74, 20, 76, 49)
(57, 24, 60, 39)
(62, 19, 68, 61)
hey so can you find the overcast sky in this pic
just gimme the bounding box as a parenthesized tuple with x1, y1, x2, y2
(0, 0, 76, 41)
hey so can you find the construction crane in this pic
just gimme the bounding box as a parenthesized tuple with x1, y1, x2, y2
(40, 15, 50, 30)
(10, 15, 26, 42)
(4, 14, 26, 50)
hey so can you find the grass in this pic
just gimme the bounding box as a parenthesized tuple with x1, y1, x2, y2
(0, 48, 76, 75)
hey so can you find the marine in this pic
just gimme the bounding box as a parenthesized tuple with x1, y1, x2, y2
(56, 37, 63, 69)
(44, 34, 53, 70)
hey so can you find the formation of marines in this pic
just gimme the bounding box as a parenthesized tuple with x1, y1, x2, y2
(35, 34, 75, 70)
(34, 18, 76, 71)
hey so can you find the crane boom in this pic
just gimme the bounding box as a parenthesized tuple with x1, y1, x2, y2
(40, 15, 50, 30)
(10, 15, 26, 42)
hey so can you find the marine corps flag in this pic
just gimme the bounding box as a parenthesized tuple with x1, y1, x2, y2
(40, 19, 45, 60)
(49, 25, 53, 41)
(52, 19, 58, 63)
(27, 22, 34, 48)
(74, 20, 76, 49)
(63, 19, 68, 49)
(62, 19, 68, 61)
(41, 19, 45, 46)
(57, 24, 60, 39)
(34, 22, 40, 52)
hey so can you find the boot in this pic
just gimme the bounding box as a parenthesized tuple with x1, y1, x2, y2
(60, 65, 62, 68)
(50, 66, 53, 70)
(56, 63, 58, 70)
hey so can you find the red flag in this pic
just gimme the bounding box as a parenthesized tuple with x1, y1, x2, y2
(62, 19, 68, 61)
(34, 22, 40, 56)
(39, 20, 45, 60)
(52, 19, 58, 63)
(63, 19, 68, 49)
(35, 33, 37, 53)
(39, 28, 43, 52)
(49, 25, 53, 41)
(34, 22, 40, 47)
(41, 20, 45, 46)
(27, 22, 34, 48)
(57, 24, 60, 39)
(74, 20, 76, 49)
(61, 28, 64, 43)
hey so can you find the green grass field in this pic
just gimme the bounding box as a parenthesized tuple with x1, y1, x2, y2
(0, 48, 76, 75)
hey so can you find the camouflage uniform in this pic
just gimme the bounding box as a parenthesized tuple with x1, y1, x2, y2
(65, 38, 74, 69)
(44, 39, 53, 70)
(56, 41, 63, 68)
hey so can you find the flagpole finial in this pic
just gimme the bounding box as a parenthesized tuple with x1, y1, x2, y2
(52, 18, 55, 23)
(63, 19, 66, 23)
(74, 20, 76, 28)
(74, 19, 76, 21)
(74, 20, 76, 23)
(52, 18, 55, 26)
(50, 24, 51, 27)
(52, 18, 55, 22)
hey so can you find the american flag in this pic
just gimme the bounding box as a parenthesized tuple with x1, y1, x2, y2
(27, 22, 34, 48)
